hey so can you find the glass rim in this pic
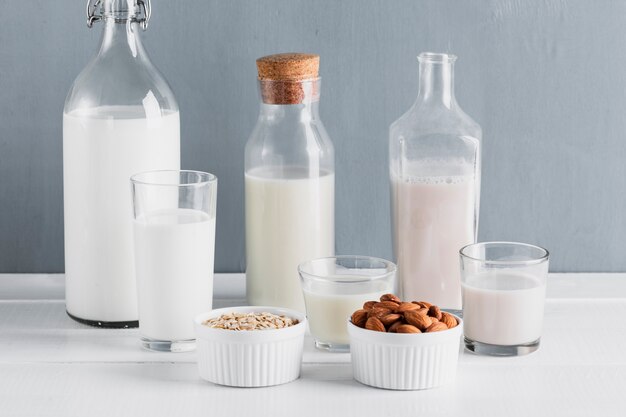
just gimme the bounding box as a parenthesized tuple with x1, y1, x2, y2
(418, 52, 457, 63)
(130, 170, 217, 187)
(298, 255, 397, 284)
(459, 241, 550, 266)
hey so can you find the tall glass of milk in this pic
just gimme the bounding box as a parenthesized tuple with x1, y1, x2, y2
(63, 0, 180, 327)
(389, 53, 481, 312)
(460, 242, 550, 356)
(299, 256, 396, 352)
(245, 53, 335, 313)
(131, 170, 217, 352)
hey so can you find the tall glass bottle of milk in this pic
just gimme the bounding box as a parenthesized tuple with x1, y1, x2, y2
(245, 53, 335, 313)
(63, 0, 180, 327)
(390, 53, 481, 311)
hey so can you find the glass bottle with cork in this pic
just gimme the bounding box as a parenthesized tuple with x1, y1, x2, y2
(63, 0, 180, 327)
(245, 53, 335, 313)
(389, 52, 481, 312)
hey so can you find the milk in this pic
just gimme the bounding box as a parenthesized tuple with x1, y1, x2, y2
(133, 209, 215, 341)
(63, 107, 180, 323)
(392, 174, 476, 310)
(462, 271, 546, 346)
(245, 167, 334, 312)
(304, 289, 388, 345)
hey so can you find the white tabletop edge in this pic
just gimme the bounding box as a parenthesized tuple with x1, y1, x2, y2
(1, 272, 626, 301)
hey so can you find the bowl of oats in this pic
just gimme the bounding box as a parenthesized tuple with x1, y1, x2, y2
(194, 306, 306, 387)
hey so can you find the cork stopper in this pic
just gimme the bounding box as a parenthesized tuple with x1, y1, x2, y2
(257, 53, 319, 81)
(256, 53, 320, 104)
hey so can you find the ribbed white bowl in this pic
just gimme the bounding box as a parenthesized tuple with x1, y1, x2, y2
(194, 306, 306, 387)
(347, 314, 463, 390)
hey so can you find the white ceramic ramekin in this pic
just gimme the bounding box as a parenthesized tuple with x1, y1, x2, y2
(194, 306, 306, 387)
(347, 314, 463, 390)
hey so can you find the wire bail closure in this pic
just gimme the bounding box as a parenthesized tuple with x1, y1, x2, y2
(86, 0, 151, 30)
(137, 0, 151, 31)
(86, 0, 102, 28)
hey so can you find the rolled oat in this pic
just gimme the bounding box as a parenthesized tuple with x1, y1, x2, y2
(202, 312, 299, 331)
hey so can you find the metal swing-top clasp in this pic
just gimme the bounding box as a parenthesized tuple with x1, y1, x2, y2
(86, 0, 151, 31)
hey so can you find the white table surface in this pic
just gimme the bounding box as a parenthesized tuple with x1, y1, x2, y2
(1, 273, 625, 417)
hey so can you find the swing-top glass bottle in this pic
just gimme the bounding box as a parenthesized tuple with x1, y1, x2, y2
(63, 0, 180, 327)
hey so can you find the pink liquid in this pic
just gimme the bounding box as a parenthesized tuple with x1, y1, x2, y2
(392, 175, 477, 310)
(462, 272, 546, 345)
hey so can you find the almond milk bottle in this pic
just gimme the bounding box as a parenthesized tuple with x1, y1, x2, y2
(389, 53, 481, 311)
(63, 0, 180, 327)
(245, 54, 335, 313)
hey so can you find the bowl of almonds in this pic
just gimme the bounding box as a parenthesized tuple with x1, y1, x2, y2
(194, 306, 306, 387)
(347, 294, 462, 390)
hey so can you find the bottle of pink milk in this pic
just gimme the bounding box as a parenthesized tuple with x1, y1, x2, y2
(389, 52, 481, 311)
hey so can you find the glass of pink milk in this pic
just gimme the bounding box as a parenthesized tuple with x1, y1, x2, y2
(460, 242, 549, 356)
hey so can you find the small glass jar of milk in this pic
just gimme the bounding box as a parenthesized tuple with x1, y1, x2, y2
(460, 242, 550, 356)
(299, 256, 396, 352)
(245, 53, 335, 313)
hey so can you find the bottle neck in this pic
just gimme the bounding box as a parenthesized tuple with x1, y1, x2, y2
(416, 58, 456, 108)
(98, 18, 145, 58)
(259, 100, 320, 121)
(258, 78, 321, 121)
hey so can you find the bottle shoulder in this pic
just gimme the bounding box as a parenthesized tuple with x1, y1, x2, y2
(64, 53, 178, 115)
(245, 111, 334, 171)
(246, 118, 334, 152)
(390, 101, 481, 140)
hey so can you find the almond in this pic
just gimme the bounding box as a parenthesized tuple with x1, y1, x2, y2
(368, 306, 392, 319)
(396, 324, 421, 334)
(404, 310, 432, 331)
(395, 302, 420, 313)
(426, 322, 448, 333)
(353, 297, 455, 334)
(365, 316, 385, 332)
(380, 313, 402, 327)
(351, 309, 368, 328)
(380, 294, 401, 303)
(415, 307, 429, 316)
(388, 321, 403, 333)
(375, 301, 400, 310)
(428, 305, 442, 320)
(441, 312, 458, 328)
(363, 300, 377, 310)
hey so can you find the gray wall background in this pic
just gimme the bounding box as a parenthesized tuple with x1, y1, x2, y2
(0, 0, 622, 273)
